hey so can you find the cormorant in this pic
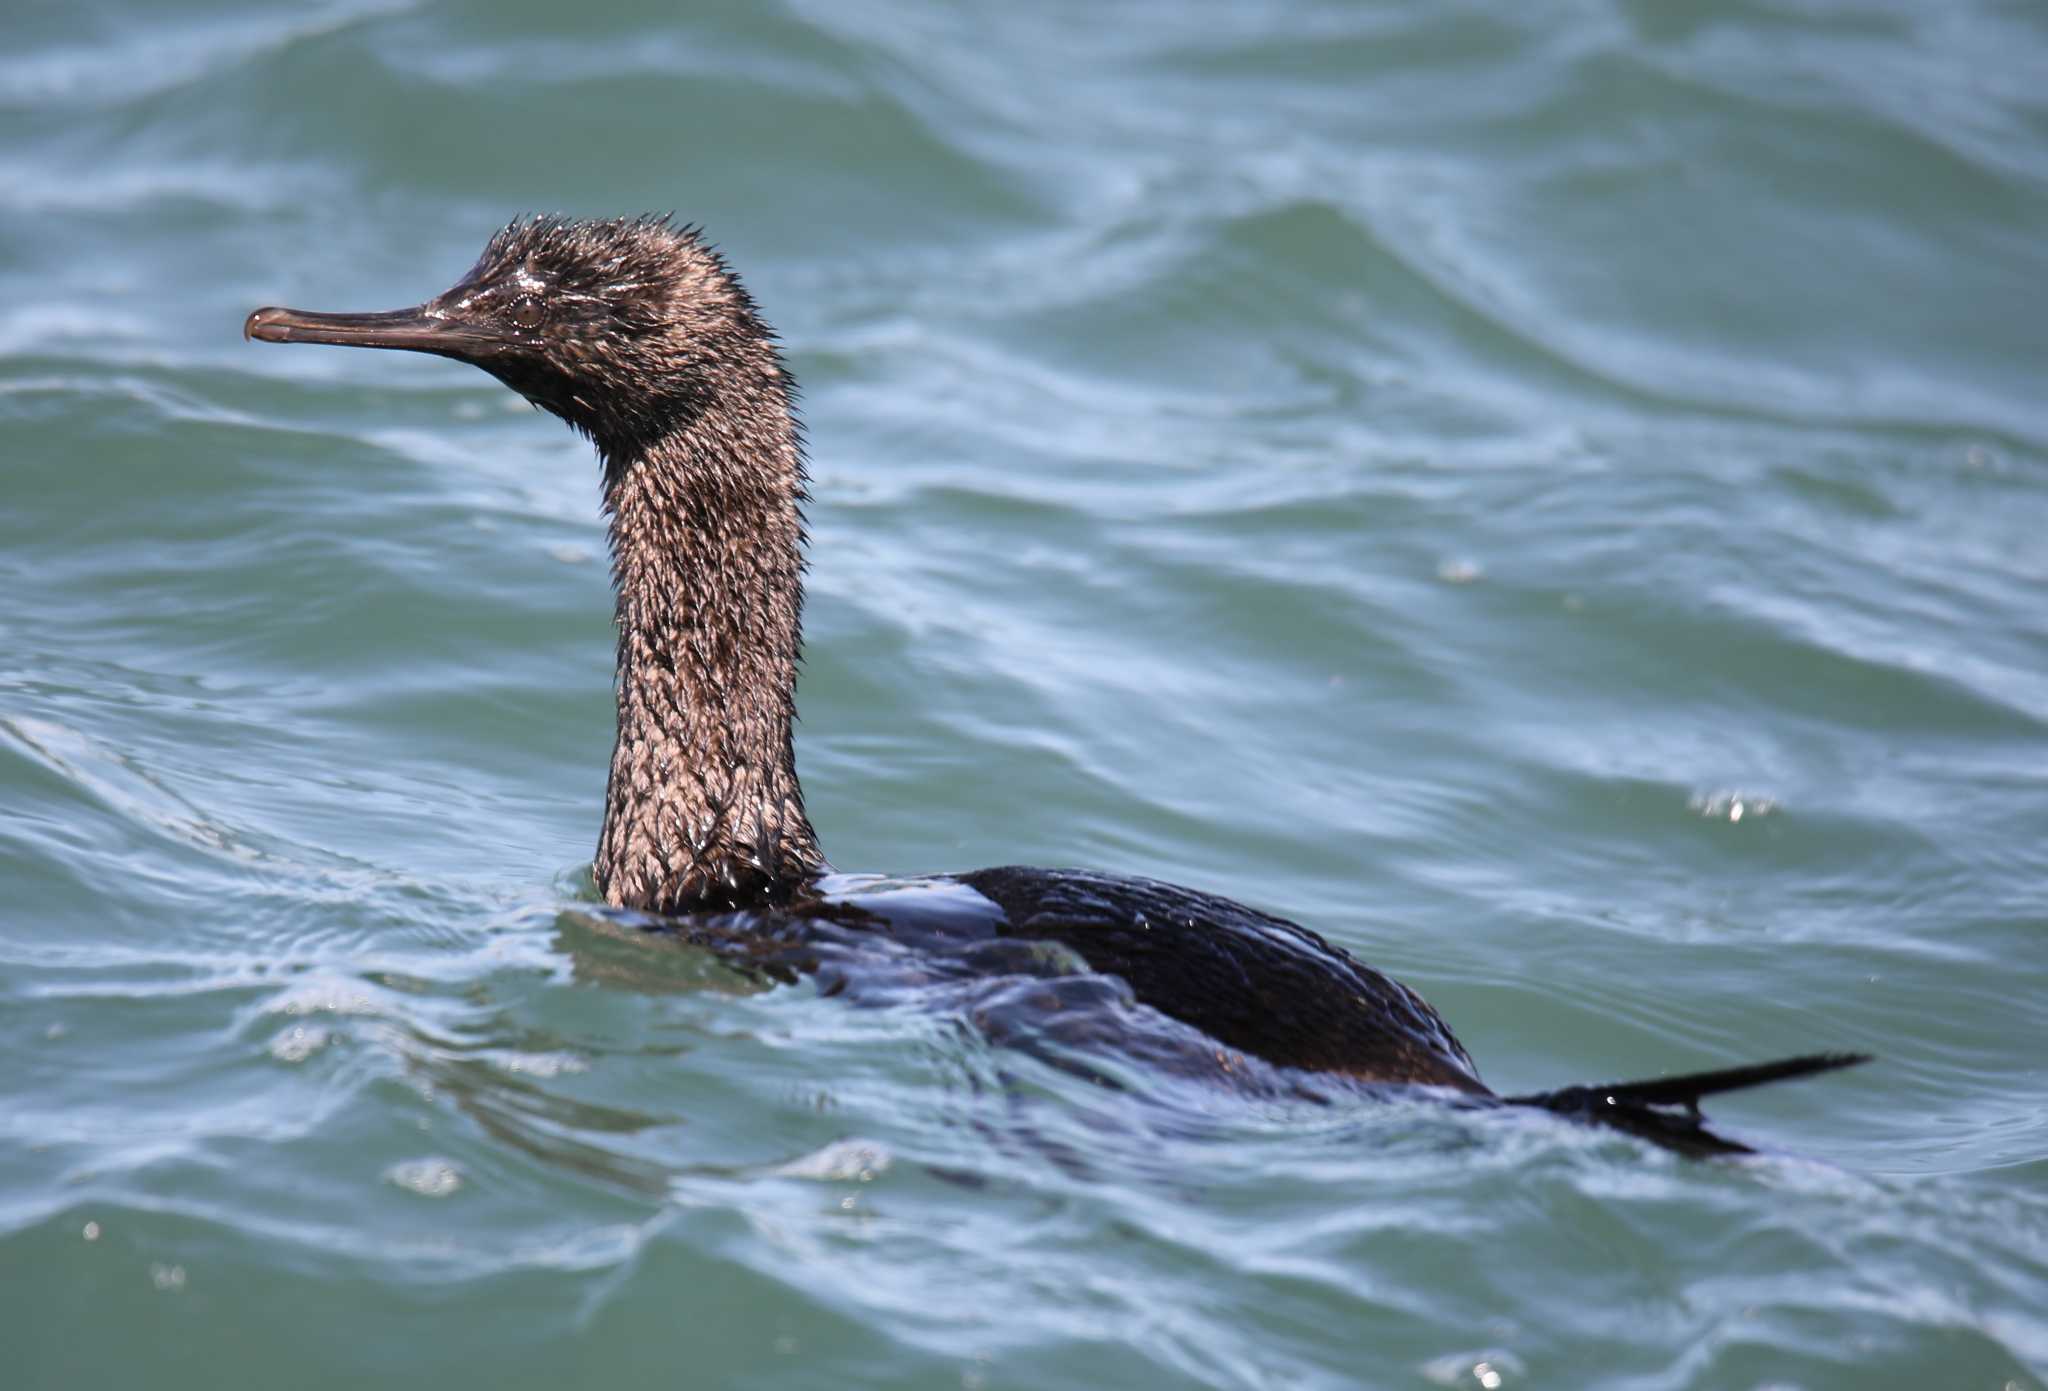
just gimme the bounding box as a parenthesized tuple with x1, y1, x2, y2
(246, 215, 1865, 1155)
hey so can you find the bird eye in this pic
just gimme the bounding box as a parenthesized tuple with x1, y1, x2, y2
(508, 295, 546, 330)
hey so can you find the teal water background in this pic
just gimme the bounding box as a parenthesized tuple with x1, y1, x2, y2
(5, 1, 2047, 1386)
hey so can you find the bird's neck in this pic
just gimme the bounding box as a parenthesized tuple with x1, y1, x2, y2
(593, 395, 823, 912)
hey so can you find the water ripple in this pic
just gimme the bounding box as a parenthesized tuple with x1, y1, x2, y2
(5, 0, 2047, 1386)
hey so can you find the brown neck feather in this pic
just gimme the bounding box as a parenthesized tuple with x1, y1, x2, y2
(592, 379, 824, 912)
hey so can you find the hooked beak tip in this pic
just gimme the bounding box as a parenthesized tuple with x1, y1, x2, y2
(244, 307, 285, 343)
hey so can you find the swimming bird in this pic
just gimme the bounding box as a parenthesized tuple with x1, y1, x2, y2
(245, 215, 1864, 1155)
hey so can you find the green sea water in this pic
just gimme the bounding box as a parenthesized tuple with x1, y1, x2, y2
(4, 1, 2046, 1386)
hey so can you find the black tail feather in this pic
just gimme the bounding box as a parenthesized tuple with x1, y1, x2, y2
(1506, 1052, 1871, 1157)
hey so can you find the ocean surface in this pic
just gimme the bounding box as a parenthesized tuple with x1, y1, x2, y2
(4, 1, 2046, 1386)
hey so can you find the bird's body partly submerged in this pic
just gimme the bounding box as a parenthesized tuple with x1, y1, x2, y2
(247, 214, 1864, 1155)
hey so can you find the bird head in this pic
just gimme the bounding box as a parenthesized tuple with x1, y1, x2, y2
(246, 215, 782, 451)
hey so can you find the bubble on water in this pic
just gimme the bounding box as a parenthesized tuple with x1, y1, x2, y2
(775, 1139, 891, 1183)
(81, 1221, 100, 1241)
(387, 1158, 464, 1198)
(1690, 790, 1778, 823)
(150, 1264, 187, 1292)
(1422, 1350, 1524, 1388)
(268, 1025, 329, 1063)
